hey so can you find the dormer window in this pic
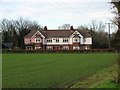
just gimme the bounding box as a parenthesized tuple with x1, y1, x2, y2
(63, 38, 68, 42)
(56, 38, 59, 42)
(75, 38, 78, 42)
(73, 38, 79, 42)
(47, 38, 52, 42)
(36, 38, 41, 43)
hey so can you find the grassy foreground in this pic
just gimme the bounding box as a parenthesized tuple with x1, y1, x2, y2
(71, 64, 118, 88)
(2, 53, 117, 88)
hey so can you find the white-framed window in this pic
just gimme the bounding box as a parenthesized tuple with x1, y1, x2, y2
(47, 46, 53, 50)
(62, 46, 69, 50)
(63, 38, 68, 42)
(26, 46, 33, 50)
(73, 46, 80, 50)
(35, 47, 41, 50)
(85, 46, 90, 50)
(47, 38, 52, 42)
(56, 38, 59, 42)
(73, 38, 79, 42)
(36, 38, 41, 43)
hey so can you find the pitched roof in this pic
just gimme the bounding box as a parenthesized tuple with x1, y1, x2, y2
(44, 30, 73, 38)
(24, 29, 37, 38)
(78, 30, 91, 37)
(24, 29, 91, 38)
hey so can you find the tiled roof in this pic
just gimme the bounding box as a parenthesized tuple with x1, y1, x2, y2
(24, 29, 91, 38)
(78, 30, 91, 37)
(44, 30, 73, 38)
(24, 29, 37, 38)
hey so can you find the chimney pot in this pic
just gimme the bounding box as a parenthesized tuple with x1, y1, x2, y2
(44, 26, 47, 30)
(70, 26, 74, 30)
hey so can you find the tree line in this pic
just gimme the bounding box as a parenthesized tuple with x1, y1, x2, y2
(0, 17, 118, 49)
(0, 17, 43, 49)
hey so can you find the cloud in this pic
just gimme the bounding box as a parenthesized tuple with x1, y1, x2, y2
(87, 11, 114, 21)
(1, 0, 111, 3)
(0, 0, 114, 29)
(1, 0, 41, 2)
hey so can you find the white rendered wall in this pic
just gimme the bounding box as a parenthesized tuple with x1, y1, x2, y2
(46, 38, 71, 45)
(84, 38, 92, 45)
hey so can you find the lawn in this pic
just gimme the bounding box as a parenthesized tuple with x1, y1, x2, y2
(2, 53, 117, 88)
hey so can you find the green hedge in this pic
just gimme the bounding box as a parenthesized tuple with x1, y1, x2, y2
(2, 49, 117, 53)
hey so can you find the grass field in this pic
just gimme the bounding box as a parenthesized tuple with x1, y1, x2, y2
(71, 64, 118, 88)
(2, 53, 117, 88)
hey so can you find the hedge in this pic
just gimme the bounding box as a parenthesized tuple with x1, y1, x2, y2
(2, 49, 117, 53)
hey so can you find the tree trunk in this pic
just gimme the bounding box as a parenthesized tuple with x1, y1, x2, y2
(112, 1, 120, 84)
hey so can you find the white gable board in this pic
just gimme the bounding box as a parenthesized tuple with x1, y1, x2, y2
(31, 31, 45, 38)
(70, 30, 83, 38)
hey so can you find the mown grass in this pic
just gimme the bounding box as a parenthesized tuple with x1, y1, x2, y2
(2, 53, 117, 88)
(71, 64, 118, 88)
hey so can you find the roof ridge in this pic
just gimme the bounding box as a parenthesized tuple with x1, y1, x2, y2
(24, 29, 91, 38)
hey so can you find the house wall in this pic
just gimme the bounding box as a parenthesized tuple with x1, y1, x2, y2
(69, 38, 72, 44)
(24, 30, 92, 50)
(84, 37, 92, 45)
(43, 38, 46, 44)
(46, 38, 71, 45)
(70, 37, 84, 45)
(80, 37, 84, 44)
(45, 37, 85, 45)
(69, 30, 84, 45)
(31, 31, 45, 44)
(25, 38, 45, 44)
(25, 37, 92, 45)
(24, 38, 31, 44)
(31, 38, 35, 43)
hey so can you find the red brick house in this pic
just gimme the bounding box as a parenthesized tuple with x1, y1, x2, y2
(24, 26, 92, 50)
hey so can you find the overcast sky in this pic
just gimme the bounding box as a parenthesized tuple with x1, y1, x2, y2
(0, 0, 116, 32)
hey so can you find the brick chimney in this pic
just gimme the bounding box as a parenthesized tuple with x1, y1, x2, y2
(70, 26, 74, 30)
(70, 26, 74, 32)
(44, 26, 47, 31)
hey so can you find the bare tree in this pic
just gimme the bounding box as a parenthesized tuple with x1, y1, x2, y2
(77, 25, 88, 30)
(0, 19, 17, 44)
(58, 24, 70, 29)
(111, 1, 120, 47)
(111, 1, 120, 29)
(0, 17, 42, 49)
(77, 24, 109, 49)
(111, 0, 120, 84)
(13, 17, 42, 48)
(89, 20, 105, 31)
